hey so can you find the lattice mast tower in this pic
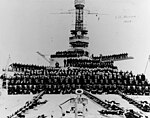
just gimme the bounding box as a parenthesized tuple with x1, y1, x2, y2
(69, 0, 89, 56)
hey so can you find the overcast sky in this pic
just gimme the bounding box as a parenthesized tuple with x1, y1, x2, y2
(0, 0, 150, 79)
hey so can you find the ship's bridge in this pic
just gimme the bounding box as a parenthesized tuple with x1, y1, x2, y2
(69, 35, 89, 44)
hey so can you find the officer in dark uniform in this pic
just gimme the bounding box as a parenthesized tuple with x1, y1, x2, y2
(61, 84, 66, 94)
(66, 84, 71, 94)
(97, 84, 103, 94)
(91, 84, 97, 94)
(71, 84, 76, 94)
(57, 84, 61, 94)
(52, 84, 57, 94)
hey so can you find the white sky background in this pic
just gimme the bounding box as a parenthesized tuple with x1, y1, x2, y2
(0, 0, 150, 79)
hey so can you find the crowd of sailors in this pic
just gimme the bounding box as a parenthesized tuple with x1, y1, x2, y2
(51, 51, 129, 62)
(1, 62, 150, 95)
(51, 50, 89, 58)
(64, 59, 117, 69)
(92, 53, 129, 61)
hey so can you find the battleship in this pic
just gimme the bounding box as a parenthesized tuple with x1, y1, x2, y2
(0, 0, 150, 118)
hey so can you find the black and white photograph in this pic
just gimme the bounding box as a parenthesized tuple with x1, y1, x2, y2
(0, 0, 150, 117)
